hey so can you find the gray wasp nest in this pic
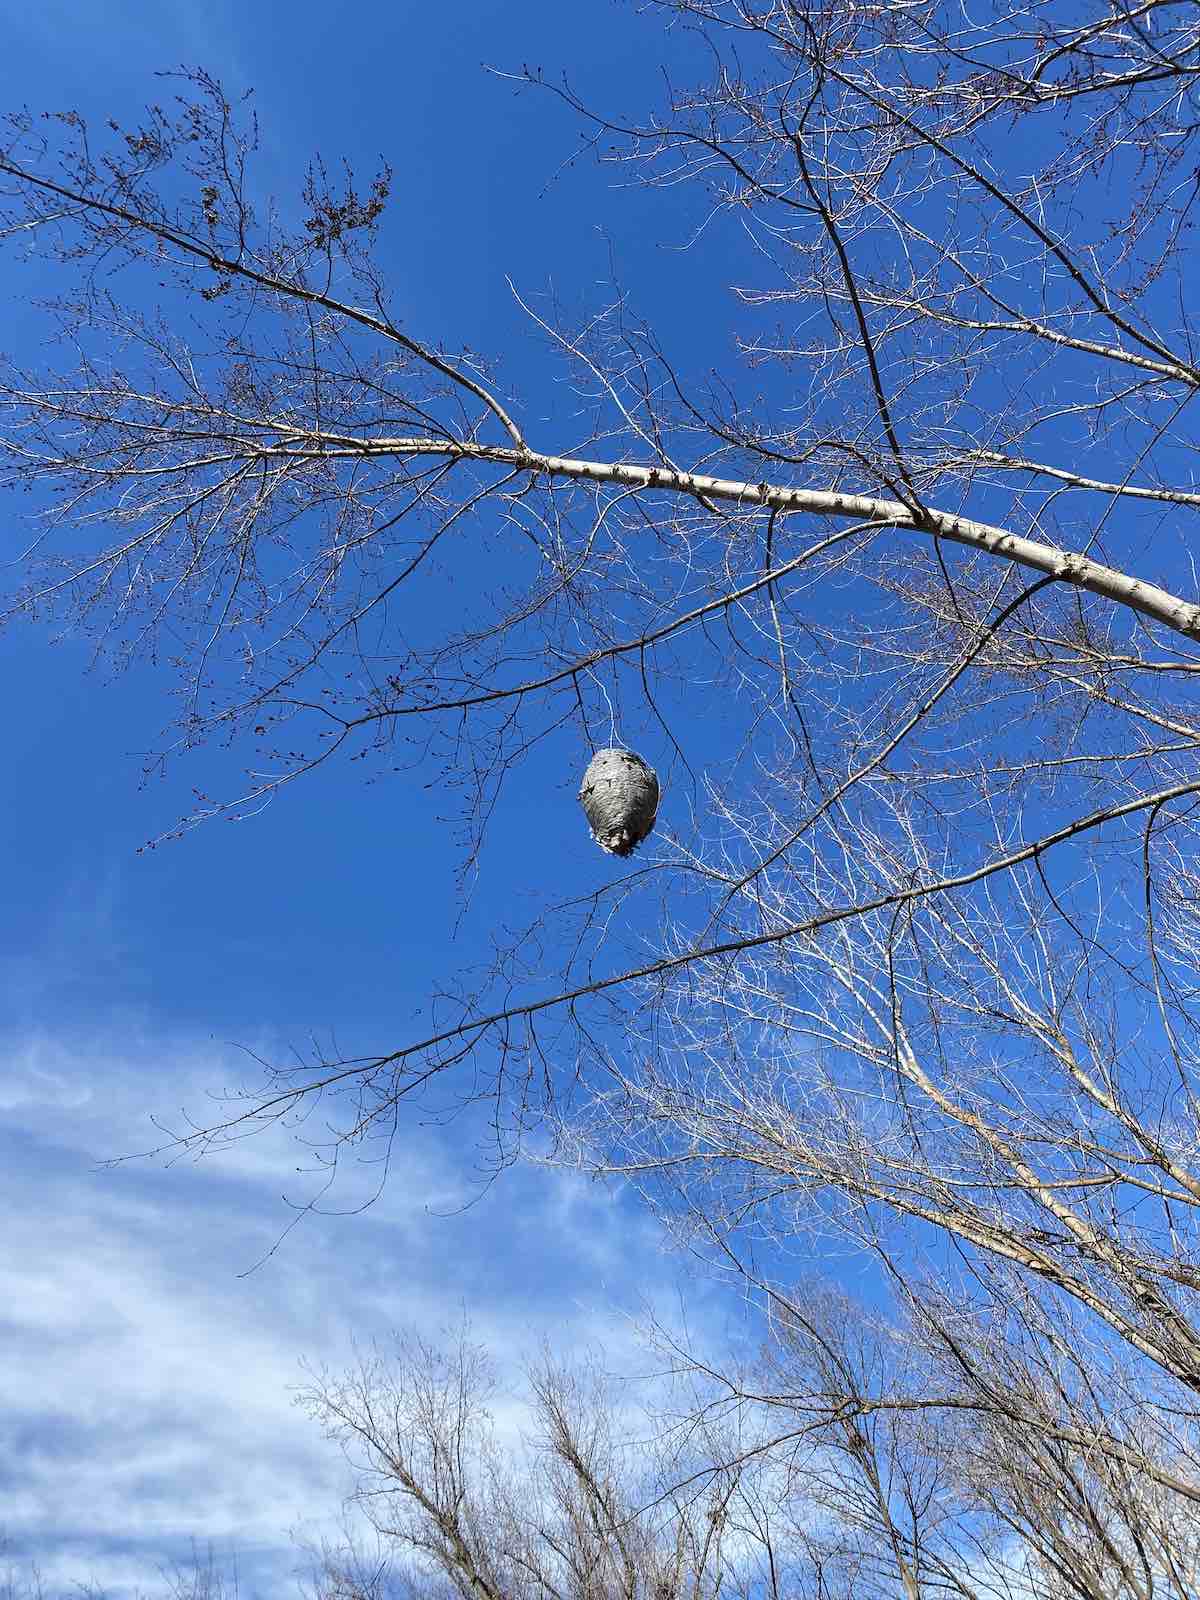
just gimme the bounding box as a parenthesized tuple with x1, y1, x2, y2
(579, 748, 660, 857)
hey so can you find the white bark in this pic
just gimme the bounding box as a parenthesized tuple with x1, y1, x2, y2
(328, 435, 1200, 643)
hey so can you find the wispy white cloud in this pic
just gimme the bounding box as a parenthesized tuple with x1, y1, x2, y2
(0, 1022, 713, 1599)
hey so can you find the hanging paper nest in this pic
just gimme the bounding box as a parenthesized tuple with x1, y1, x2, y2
(579, 748, 660, 857)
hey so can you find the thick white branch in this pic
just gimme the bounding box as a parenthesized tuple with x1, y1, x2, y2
(347, 436, 1200, 642)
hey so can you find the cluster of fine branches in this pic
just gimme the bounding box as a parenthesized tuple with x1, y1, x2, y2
(6, 2, 1200, 1586)
(304, 1316, 1200, 1600)
(20, 1308, 1200, 1600)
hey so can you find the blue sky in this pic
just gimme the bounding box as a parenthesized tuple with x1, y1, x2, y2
(0, 1014, 723, 1592)
(0, 3, 753, 1589)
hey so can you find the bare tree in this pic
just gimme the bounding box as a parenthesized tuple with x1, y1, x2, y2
(0, 1535, 244, 1600)
(629, 1270, 1200, 1600)
(0, 1542, 47, 1600)
(300, 1331, 764, 1600)
(6, 4, 1200, 1579)
(302, 1309, 1200, 1600)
